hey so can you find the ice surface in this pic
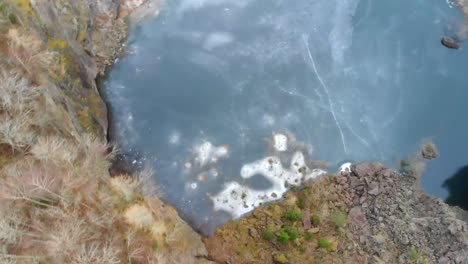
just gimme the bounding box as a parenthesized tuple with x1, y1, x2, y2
(106, 0, 468, 234)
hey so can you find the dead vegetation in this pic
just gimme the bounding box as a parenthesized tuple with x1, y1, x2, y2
(6, 28, 54, 80)
(0, 131, 204, 263)
(0, 1, 209, 263)
(0, 67, 39, 150)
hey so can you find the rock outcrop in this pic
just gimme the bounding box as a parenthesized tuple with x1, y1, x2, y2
(204, 162, 468, 263)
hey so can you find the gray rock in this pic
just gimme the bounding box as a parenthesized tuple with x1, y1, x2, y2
(421, 143, 439, 160)
(368, 182, 380, 196)
(352, 163, 385, 177)
(348, 207, 368, 228)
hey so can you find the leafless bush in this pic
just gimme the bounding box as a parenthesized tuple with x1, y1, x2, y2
(30, 136, 79, 166)
(0, 110, 35, 149)
(0, 215, 24, 245)
(43, 217, 92, 259)
(77, 135, 115, 177)
(0, 68, 38, 113)
(71, 242, 120, 264)
(7, 28, 54, 77)
(0, 67, 40, 150)
(135, 166, 158, 196)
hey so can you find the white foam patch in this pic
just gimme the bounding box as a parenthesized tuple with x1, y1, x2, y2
(210, 182, 279, 218)
(273, 133, 288, 152)
(193, 141, 229, 167)
(203, 32, 234, 50)
(339, 162, 352, 173)
(211, 151, 326, 218)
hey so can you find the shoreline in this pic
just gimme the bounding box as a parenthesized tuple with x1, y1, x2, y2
(0, 0, 466, 262)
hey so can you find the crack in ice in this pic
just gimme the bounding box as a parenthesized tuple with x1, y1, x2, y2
(278, 85, 369, 149)
(302, 34, 348, 154)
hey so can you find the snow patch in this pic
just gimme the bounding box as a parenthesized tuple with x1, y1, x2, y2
(339, 162, 352, 174)
(211, 150, 326, 218)
(273, 133, 288, 152)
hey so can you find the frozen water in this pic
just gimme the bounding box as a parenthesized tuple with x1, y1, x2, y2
(105, 0, 468, 234)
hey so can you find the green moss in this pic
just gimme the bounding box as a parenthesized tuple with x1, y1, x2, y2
(261, 228, 274, 241)
(298, 166, 306, 174)
(317, 238, 332, 251)
(49, 53, 74, 81)
(298, 245, 305, 253)
(408, 248, 421, 262)
(77, 107, 92, 131)
(331, 210, 347, 228)
(304, 232, 314, 241)
(274, 253, 288, 264)
(0, 155, 12, 169)
(8, 12, 17, 24)
(284, 209, 302, 221)
(277, 226, 299, 245)
(77, 26, 87, 43)
(296, 195, 305, 209)
(152, 240, 158, 250)
(283, 226, 298, 241)
(277, 230, 290, 245)
(47, 39, 68, 50)
(12, 0, 33, 14)
(311, 215, 321, 225)
(0, 2, 18, 25)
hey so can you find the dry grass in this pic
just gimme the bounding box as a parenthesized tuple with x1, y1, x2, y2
(0, 133, 189, 263)
(6, 28, 54, 81)
(0, 110, 35, 149)
(0, 66, 40, 151)
(0, 134, 165, 264)
(30, 136, 78, 165)
(0, 2, 205, 263)
(110, 176, 139, 202)
(124, 204, 155, 229)
(0, 68, 38, 112)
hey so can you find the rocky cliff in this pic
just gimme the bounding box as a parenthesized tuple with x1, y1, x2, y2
(204, 162, 468, 263)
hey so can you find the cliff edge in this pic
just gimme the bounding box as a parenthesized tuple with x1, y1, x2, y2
(0, 1, 211, 263)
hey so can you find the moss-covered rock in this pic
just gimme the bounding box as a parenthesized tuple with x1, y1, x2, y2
(205, 165, 468, 263)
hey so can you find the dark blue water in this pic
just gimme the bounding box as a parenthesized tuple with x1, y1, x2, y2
(105, 0, 468, 234)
